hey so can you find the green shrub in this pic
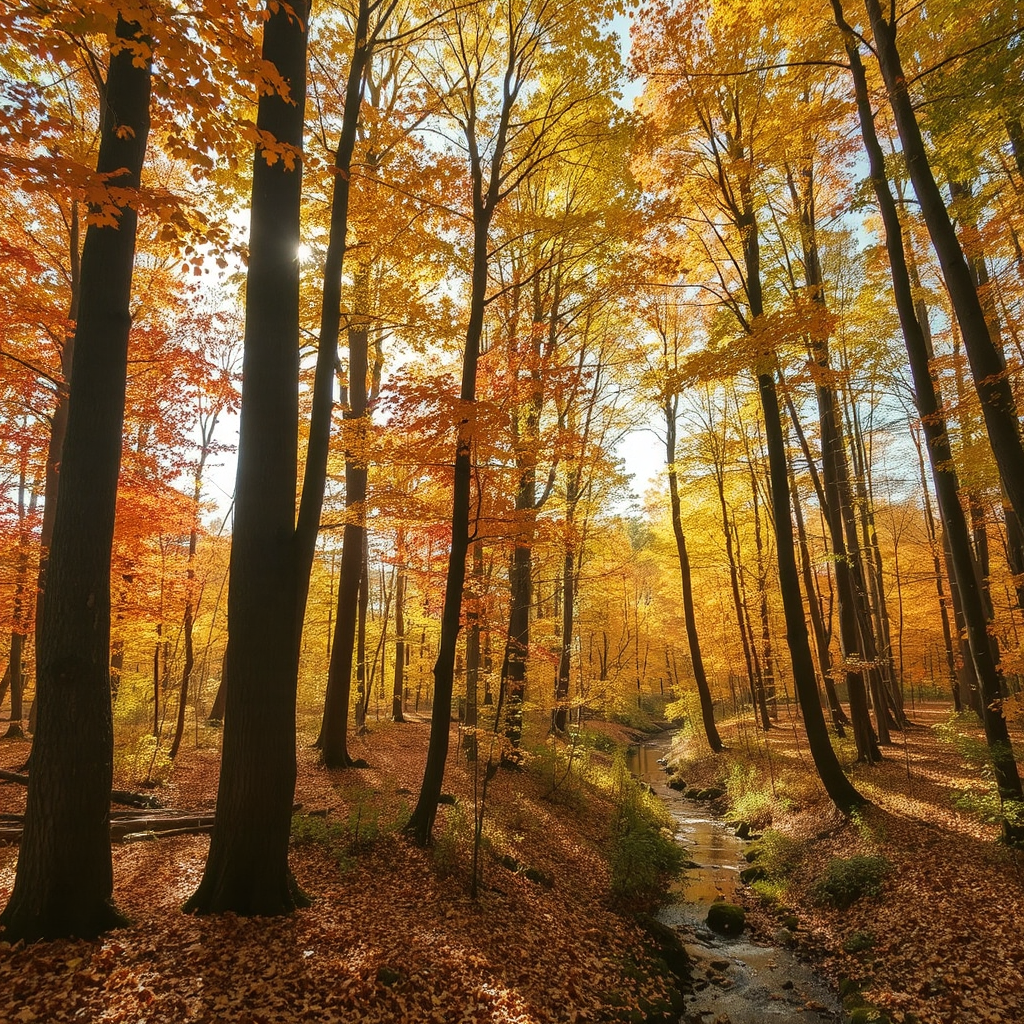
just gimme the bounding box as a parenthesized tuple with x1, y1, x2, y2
(609, 756, 684, 902)
(432, 800, 467, 879)
(810, 855, 890, 909)
(291, 791, 394, 872)
(585, 730, 620, 755)
(843, 931, 876, 953)
(725, 763, 784, 829)
(114, 733, 172, 787)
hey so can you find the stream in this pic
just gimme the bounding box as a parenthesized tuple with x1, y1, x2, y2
(627, 737, 844, 1024)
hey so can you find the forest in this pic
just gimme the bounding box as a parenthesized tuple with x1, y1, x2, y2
(1, 0, 1023, 1021)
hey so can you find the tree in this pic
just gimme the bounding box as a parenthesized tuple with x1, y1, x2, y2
(644, 297, 724, 750)
(859, 0, 1024, 537)
(0, 10, 152, 942)
(633, 0, 865, 812)
(833, 0, 1024, 830)
(184, 0, 311, 915)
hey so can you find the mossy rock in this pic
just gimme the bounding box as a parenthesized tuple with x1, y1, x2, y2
(739, 865, 767, 885)
(685, 788, 702, 799)
(704, 787, 726, 800)
(839, 978, 863, 999)
(667, 777, 687, 791)
(706, 902, 745, 936)
(782, 914, 799, 931)
(734, 821, 752, 839)
(848, 1008, 892, 1024)
(437, 792, 458, 805)
(743, 844, 763, 863)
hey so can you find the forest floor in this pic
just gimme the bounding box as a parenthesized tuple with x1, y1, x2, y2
(665, 698, 1024, 1024)
(0, 714, 684, 1024)
(1, 699, 1021, 1023)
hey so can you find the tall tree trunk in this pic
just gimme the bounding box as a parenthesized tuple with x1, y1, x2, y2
(319, 326, 370, 766)
(666, 398, 724, 751)
(862, 0, 1024, 534)
(710, 434, 763, 725)
(406, 51, 515, 837)
(464, 542, 482, 759)
(0, 15, 151, 942)
(184, 1, 310, 915)
(734, 514, 770, 728)
(392, 537, 406, 723)
(553, 478, 577, 735)
(32, 202, 80, 723)
(738, 179, 864, 811)
(4, 457, 36, 740)
(354, 539, 370, 732)
(788, 444, 846, 733)
(293, 0, 378, 629)
(170, 418, 217, 760)
(910, 423, 960, 707)
(835, 3, 1024, 820)
(745, 446, 778, 720)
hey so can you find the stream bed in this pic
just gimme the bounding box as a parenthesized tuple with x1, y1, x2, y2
(627, 737, 844, 1024)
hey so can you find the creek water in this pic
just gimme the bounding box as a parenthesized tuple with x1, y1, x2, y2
(627, 737, 844, 1024)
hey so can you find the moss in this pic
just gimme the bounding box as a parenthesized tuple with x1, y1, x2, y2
(706, 902, 745, 935)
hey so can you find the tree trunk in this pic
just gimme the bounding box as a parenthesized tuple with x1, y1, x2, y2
(553, 491, 576, 735)
(406, 126, 499, 841)
(862, 0, 1024, 534)
(464, 542, 482, 758)
(738, 181, 864, 811)
(354, 539, 370, 732)
(910, 423, 960, 707)
(0, 15, 150, 942)
(788, 444, 847, 733)
(836, 3, 1023, 818)
(319, 326, 370, 766)
(711, 440, 764, 725)
(392, 543, 406, 723)
(183, 1, 310, 915)
(666, 398, 724, 751)
(293, 0, 376, 630)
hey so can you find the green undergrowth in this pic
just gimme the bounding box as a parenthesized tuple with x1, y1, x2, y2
(933, 710, 1024, 840)
(743, 828, 803, 904)
(725, 762, 787, 829)
(291, 787, 406, 872)
(607, 754, 684, 903)
(809, 853, 890, 909)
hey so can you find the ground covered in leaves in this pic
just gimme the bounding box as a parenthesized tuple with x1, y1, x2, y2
(667, 699, 1024, 1024)
(0, 718, 680, 1024)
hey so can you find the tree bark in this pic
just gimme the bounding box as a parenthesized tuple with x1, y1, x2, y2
(862, 0, 1024, 534)
(666, 398, 724, 751)
(0, 15, 151, 942)
(183, 0, 310, 915)
(320, 325, 370, 766)
(836, 3, 1023, 815)
(392, 539, 406, 723)
(738, 180, 864, 812)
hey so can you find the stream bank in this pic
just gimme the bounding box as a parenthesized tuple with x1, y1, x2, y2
(628, 736, 844, 1024)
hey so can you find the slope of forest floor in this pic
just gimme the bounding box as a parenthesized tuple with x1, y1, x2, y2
(0, 716, 682, 1024)
(666, 699, 1024, 1024)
